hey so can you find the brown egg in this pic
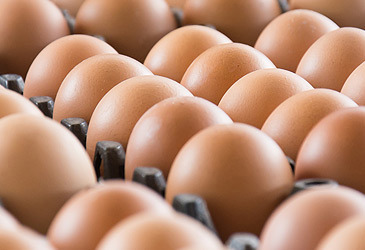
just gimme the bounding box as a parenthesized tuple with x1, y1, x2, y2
(53, 54, 152, 123)
(254, 9, 338, 72)
(24, 34, 117, 100)
(97, 213, 224, 250)
(0, 114, 96, 234)
(218, 69, 313, 128)
(125, 96, 233, 180)
(341, 61, 365, 105)
(48, 181, 173, 250)
(165, 123, 293, 241)
(261, 89, 357, 160)
(180, 43, 276, 105)
(290, 0, 365, 29)
(182, 0, 281, 46)
(87, 75, 192, 159)
(75, 0, 177, 62)
(259, 186, 365, 250)
(144, 25, 232, 82)
(0, 89, 43, 118)
(295, 108, 365, 193)
(295, 27, 365, 91)
(0, 0, 70, 78)
(0, 227, 55, 250)
(52, 0, 85, 17)
(317, 216, 365, 250)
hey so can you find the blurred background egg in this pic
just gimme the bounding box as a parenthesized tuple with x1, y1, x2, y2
(0, 114, 96, 234)
(254, 9, 338, 72)
(52, 0, 85, 17)
(341, 61, 365, 105)
(166, 123, 293, 241)
(290, 0, 365, 29)
(165, 0, 186, 8)
(317, 216, 365, 250)
(53, 54, 152, 123)
(182, 0, 281, 46)
(0, 0, 70, 78)
(180, 43, 276, 105)
(74, 0, 177, 62)
(97, 213, 224, 250)
(86, 75, 192, 159)
(261, 89, 357, 161)
(48, 181, 173, 250)
(125, 96, 233, 180)
(0, 89, 43, 118)
(295, 107, 365, 194)
(218, 69, 313, 128)
(144, 25, 232, 82)
(260, 186, 365, 250)
(24, 34, 117, 100)
(296, 27, 365, 91)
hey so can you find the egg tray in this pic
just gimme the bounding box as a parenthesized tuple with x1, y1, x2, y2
(0, 74, 338, 249)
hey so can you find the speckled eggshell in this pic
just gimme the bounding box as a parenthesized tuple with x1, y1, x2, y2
(165, 123, 293, 241)
(87, 75, 192, 160)
(290, 0, 365, 29)
(317, 216, 365, 250)
(53, 54, 152, 123)
(48, 181, 173, 250)
(75, 0, 177, 62)
(0, 0, 70, 78)
(52, 0, 85, 17)
(0, 114, 96, 234)
(261, 89, 357, 161)
(96, 213, 224, 250)
(260, 186, 365, 250)
(254, 9, 338, 72)
(24, 34, 117, 100)
(218, 68, 313, 128)
(182, 0, 281, 46)
(144, 25, 232, 82)
(296, 27, 365, 91)
(0, 89, 43, 118)
(180, 43, 276, 105)
(341, 61, 365, 105)
(124, 96, 233, 180)
(295, 107, 365, 193)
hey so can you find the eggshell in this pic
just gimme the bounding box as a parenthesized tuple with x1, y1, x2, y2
(259, 186, 365, 250)
(24, 34, 117, 100)
(75, 0, 177, 62)
(52, 0, 85, 17)
(182, 0, 281, 46)
(254, 9, 338, 72)
(290, 0, 365, 28)
(0, 114, 96, 234)
(218, 69, 313, 128)
(317, 216, 365, 250)
(165, 0, 186, 8)
(53, 54, 152, 123)
(87, 75, 192, 159)
(261, 89, 357, 160)
(144, 25, 232, 82)
(125, 96, 233, 180)
(0, 227, 55, 250)
(165, 123, 293, 241)
(296, 27, 365, 91)
(0, 207, 20, 231)
(341, 61, 365, 105)
(180, 43, 276, 105)
(97, 213, 224, 250)
(295, 107, 365, 193)
(0, 0, 70, 78)
(48, 181, 173, 250)
(0, 89, 43, 118)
